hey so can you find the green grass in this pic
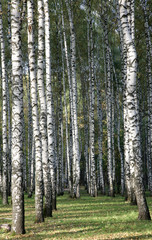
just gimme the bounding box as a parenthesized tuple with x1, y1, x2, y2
(1, 188, 152, 239)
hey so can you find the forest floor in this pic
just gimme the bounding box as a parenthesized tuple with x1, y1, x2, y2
(0, 188, 152, 239)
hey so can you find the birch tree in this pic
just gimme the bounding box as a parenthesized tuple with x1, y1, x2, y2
(27, 0, 44, 222)
(119, 0, 151, 220)
(56, 19, 64, 196)
(43, 0, 56, 212)
(96, 69, 105, 195)
(11, 0, 25, 233)
(87, 0, 97, 197)
(27, 77, 33, 197)
(37, 0, 52, 218)
(61, 7, 72, 194)
(61, 24, 71, 192)
(140, 0, 152, 195)
(0, 1, 8, 205)
(7, 0, 12, 196)
(116, 0, 131, 200)
(103, 14, 114, 197)
(64, 0, 80, 198)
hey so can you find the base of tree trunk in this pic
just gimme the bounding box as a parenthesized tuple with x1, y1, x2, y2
(28, 192, 32, 198)
(130, 194, 137, 205)
(138, 211, 151, 220)
(11, 226, 26, 235)
(35, 216, 44, 223)
(52, 198, 57, 211)
(43, 206, 52, 217)
(2, 200, 9, 205)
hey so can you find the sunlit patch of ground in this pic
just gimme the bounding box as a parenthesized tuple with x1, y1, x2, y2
(0, 189, 152, 239)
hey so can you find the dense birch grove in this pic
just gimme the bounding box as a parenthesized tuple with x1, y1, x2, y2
(0, 0, 152, 234)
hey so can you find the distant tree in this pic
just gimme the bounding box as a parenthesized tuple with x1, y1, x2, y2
(64, 0, 80, 198)
(87, 0, 97, 197)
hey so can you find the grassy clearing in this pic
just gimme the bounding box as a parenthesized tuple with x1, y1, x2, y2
(0, 189, 152, 239)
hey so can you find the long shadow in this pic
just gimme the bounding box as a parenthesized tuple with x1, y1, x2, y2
(113, 234, 152, 240)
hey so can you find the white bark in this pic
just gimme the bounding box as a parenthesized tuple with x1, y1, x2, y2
(27, 0, 44, 222)
(23, 113, 27, 192)
(119, 0, 151, 220)
(140, 0, 152, 195)
(37, 0, 52, 217)
(96, 73, 105, 195)
(61, 29, 71, 192)
(11, 0, 25, 233)
(27, 76, 33, 196)
(64, 0, 80, 198)
(117, 1, 130, 199)
(43, 0, 54, 216)
(0, 1, 8, 205)
(103, 15, 114, 197)
(7, 0, 12, 196)
(61, 9, 72, 194)
(88, 1, 97, 197)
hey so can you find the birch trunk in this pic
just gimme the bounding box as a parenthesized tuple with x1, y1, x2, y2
(55, 20, 64, 196)
(61, 9, 72, 194)
(0, 1, 8, 205)
(43, 0, 55, 213)
(96, 74, 105, 195)
(119, 0, 151, 220)
(28, 135, 35, 197)
(116, 1, 131, 200)
(37, 0, 52, 217)
(64, 0, 80, 198)
(61, 30, 71, 192)
(115, 72, 125, 196)
(103, 16, 114, 197)
(27, 76, 33, 196)
(140, 0, 152, 195)
(111, 75, 115, 188)
(88, 0, 97, 197)
(79, 65, 89, 192)
(27, 0, 44, 222)
(7, 0, 12, 196)
(23, 113, 27, 192)
(57, 69, 64, 196)
(11, 0, 25, 233)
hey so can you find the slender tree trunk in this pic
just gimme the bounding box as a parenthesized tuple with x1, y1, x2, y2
(119, 0, 151, 220)
(37, 0, 52, 217)
(27, 76, 33, 196)
(7, 0, 12, 196)
(61, 9, 73, 194)
(27, 0, 44, 223)
(61, 29, 71, 192)
(65, 0, 80, 198)
(116, 1, 130, 200)
(140, 0, 152, 195)
(43, 0, 55, 214)
(115, 70, 125, 196)
(0, 1, 8, 205)
(88, 0, 97, 197)
(11, 0, 25, 233)
(28, 135, 35, 197)
(96, 73, 105, 195)
(103, 15, 114, 197)
(23, 112, 27, 192)
(111, 78, 115, 189)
